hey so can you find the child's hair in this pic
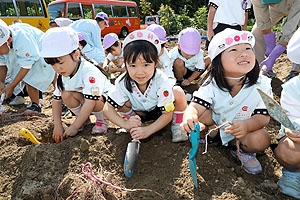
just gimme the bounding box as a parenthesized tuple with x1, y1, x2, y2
(44, 49, 107, 91)
(121, 40, 159, 92)
(106, 41, 120, 53)
(79, 40, 87, 48)
(200, 54, 260, 92)
(161, 43, 166, 48)
(95, 17, 104, 23)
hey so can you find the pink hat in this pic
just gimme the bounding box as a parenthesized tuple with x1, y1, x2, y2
(77, 32, 85, 41)
(178, 27, 201, 55)
(103, 33, 119, 50)
(96, 12, 109, 27)
(146, 24, 167, 44)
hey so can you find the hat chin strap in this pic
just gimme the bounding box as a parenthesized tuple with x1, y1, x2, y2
(224, 75, 245, 80)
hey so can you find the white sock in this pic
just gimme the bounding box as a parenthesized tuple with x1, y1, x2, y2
(92, 110, 106, 121)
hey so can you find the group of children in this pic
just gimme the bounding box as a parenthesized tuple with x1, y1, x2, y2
(0, 2, 299, 198)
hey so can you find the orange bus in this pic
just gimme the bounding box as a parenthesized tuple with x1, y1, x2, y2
(48, 0, 140, 37)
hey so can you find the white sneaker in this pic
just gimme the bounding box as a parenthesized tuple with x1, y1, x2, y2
(9, 96, 25, 105)
(171, 123, 188, 142)
(26, 100, 43, 108)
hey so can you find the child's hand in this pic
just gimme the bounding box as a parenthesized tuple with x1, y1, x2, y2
(130, 126, 151, 140)
(103, 65, 109, 72)
(284, 128, 300, 144)
(52, 125, 65, 143)
(1, 85, 14, 99)
(181, 79, 191, 87)
(63, 125, 79, 138)
(224, 120, 247, 139)
(180, 114, 199, 133)
(125, 115, 142, 130)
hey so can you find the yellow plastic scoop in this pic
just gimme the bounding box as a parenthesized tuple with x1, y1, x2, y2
(19, 128, 41, 145)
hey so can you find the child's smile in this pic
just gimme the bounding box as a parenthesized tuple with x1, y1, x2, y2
(126, 54, 155, 91)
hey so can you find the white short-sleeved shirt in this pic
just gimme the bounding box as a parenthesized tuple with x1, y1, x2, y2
(107, 51, 123, 62)
(53, 59, 112, 100)
(70, 19, 105, 63)
(0, 23, 55, 94)
(107, 69, 175, 112)
(158, 47, 174, 78)
(169, 46, 205, 72)
(209, 0, 251, 29)
(279, 76, 300, 137)
(192, 75, 272, 145)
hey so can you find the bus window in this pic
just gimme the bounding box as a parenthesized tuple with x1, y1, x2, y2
(0, 0, 17, 17)
(94, 4, 112, 17)
(67, 2, 82, 19)
(15, 0, 44, 16)
(48, 2, 65, 20)
(127, 6, 137, 17)
(112, 5, 127, 18)
(82, 4, 93, 19)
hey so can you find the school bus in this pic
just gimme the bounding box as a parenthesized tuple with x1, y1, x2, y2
(0, 0, 50, 32)
(48, 0, 140, 37)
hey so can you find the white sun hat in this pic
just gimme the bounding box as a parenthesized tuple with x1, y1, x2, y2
(40, 27, 79, 58)
(123, 29, 161, 55)
(0, 19, 10, 47)
(54, 18, 73, 27)
(208, 28, 255, 61)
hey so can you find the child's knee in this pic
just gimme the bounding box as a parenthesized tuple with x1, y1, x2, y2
(275, 139, 300, 166)
(173, 58, 185, 69)
(246, 129, 270, 151)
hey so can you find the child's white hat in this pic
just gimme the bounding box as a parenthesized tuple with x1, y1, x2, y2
(0, 19, 10, 47)
(103, 33, 119, 50)
(208, 28, 255, 61)
(40, 27, 79, 58)
(54, 18, 73, 27)
(123, 29, 161, 54)
(287, 27, 300, 64)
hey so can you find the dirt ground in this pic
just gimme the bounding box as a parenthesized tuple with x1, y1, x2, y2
(0, 40, 296, 200)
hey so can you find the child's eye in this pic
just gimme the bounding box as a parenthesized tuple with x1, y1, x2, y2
(246, 47, 252, 50)
(59, 61, 64, 64)
(144, 63, 150, 67)
(129, 64, 135, 68)
(229, 48, 237, 52)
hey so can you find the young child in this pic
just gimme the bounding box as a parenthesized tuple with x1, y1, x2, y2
(70, 12, 109, 67)
(103, 29, 188, 143)
(40, 27, 112, 143)
(102, 33, 125, 73)
(146, 24, 175, 80)
(206, 0, 251, 49)
(169, 27, 206, 87)
(0, 19, 56, 112)
(181, 29, 272, 174)
(273, 27, 300, 199)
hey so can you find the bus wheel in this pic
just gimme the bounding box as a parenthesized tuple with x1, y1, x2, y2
(120, 27, 129, 38)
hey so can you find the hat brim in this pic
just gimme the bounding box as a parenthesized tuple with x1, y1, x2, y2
(40, 49, 75, 58)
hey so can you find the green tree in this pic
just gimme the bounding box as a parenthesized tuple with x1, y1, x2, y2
(45, 0, 55, 6)
(139, 0, 154, 24)
(192, 6, 208, 30)
(158, 4, 182, 34)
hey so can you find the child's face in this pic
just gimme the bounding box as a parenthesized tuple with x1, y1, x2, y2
(221, 43, 255, 77)
(126, 54, 156, 87)
(178, 45, 195, 59)
(0, 39, 11, 55)
(110, 41, 122, 56)
(51, 51, 80, 77)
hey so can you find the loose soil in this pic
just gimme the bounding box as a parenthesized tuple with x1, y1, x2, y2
(0, 40, 295, 200)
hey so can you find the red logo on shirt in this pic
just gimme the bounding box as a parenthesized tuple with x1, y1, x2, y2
(163, 90, 169, 97)
(89, 77, 95, 83)
(25, 53, 30, 57)
(242, 106, 248, 111)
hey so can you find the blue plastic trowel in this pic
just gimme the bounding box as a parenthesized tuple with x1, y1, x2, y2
(189, 123, 200, 188)
(124, 139, 140, 178)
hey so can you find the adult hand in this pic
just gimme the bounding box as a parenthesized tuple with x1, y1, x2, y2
(207, 29, 214, 41)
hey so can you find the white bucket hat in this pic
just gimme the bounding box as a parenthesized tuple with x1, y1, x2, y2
(208, 28, 255, 61)
(40, 27, 79, 58)
(287, 27, 300, 64)
(123, 29, 161, 55)
(0, 19, 10, 47)
(54, 18, 73, 27)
